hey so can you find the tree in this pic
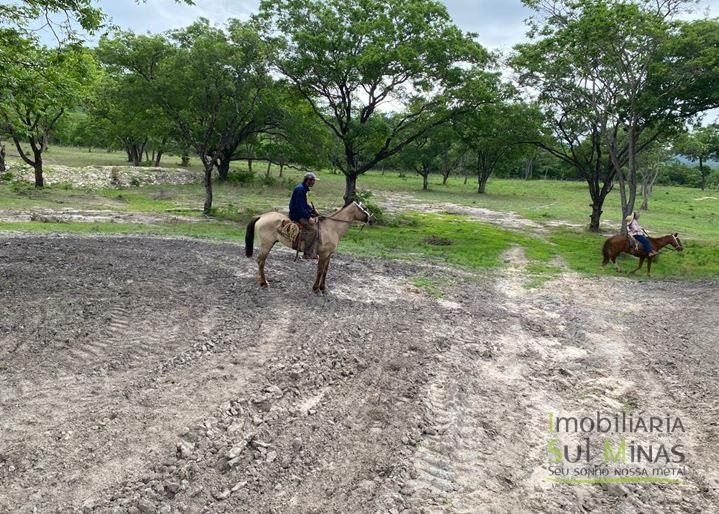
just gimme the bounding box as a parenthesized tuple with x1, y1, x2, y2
(154, 19, 276, 213)
(94, 31, 180, 166)
(256, 92, 334, 177)
(395, 122, 443, 191)
(0, 41, 97, 186)
(636, 142, 672, 210)
(454, 100, 541, 193)
(516, 0, 719, 232)
(259, 0, 492, 204)
(673, 125, 719, 191)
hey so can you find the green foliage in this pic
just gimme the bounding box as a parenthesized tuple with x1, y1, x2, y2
(673, 125, 719, 189)
(227, 170, 256, 184)
(354, 190, 386, 225)
(259, 0, 496, 202)
(454, 100, 543, 193)
(0, 40, 98, 182)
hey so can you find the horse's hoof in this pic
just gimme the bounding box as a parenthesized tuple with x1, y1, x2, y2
(260, 281, 268, 288)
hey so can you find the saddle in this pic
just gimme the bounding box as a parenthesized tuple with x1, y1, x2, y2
(278, 219, 302, 250)
(626, 234, 639, 253)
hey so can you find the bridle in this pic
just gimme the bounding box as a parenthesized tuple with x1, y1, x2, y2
(671, 234, 683, 251)
(319, 201, 372, 227)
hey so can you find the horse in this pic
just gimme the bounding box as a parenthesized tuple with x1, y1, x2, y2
(244, 201, 373, 293)
(602, 233, 684, 276)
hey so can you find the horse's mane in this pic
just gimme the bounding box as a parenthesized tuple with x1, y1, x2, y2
(321, 201, 355, 220)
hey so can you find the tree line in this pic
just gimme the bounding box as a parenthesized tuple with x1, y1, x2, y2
(1, 0, 718, 230)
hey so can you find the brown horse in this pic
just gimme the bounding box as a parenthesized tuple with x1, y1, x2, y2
(602, 233, 683, 276)
(245, 201, 373, 293)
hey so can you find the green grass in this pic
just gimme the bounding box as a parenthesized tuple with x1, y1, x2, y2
(2, 145, 718, 280)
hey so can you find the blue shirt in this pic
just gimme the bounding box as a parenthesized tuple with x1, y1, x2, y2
(289, 182, 312, 221)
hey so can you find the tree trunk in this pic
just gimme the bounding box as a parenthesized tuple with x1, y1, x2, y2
(344, 173, 357, 206)
(588, 202, 603, 232)
(699, 156, 706, 190)
(0, 144, 6, 173)
(202, 157, 213, 215)
(181, 151, 190, 167)
(422, 169, 429, 190)
(248, 158, 253, 174)
(278, 163, 284, 177)
(266, 160, 272, 177)
(33, 152, 44, 188)
(154, 149, 164, 167)
(217, 150, 231, 182)
(125, 145, 133, 163)
(477, 173, 488, 194)
(463, 172, 468, 185)
(523, 157, 534, 180)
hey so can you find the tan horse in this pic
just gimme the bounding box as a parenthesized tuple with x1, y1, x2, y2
(245, 201, 373, 293)
(602, 233, 683, 276)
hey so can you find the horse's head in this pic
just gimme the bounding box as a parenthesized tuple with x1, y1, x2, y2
(352, 201, 374, 225)
(671, 232, 684, 252)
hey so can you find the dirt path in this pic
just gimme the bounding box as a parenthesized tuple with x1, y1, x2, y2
(380, 192, 600, 233)
(0, 236, 716, 513)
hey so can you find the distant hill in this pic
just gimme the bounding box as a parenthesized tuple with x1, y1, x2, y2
(674, 155, 719, 167)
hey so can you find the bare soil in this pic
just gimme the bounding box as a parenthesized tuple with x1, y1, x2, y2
(0, 236, 717, 513)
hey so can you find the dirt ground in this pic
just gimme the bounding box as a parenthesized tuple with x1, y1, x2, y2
(0, 236, 717, 513)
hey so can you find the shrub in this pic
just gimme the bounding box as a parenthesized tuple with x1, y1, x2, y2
(227, 170, 255, 184)
(355, 189, 386, 225)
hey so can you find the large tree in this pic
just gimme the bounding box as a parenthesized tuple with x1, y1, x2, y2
(100, 20, 276, 213)
(93, 32, 178, 166)
(0, 41, 97, 186)
(454, 100, 542, 194)
(516, 0, 719, 232)
(259, 0, 493, 204)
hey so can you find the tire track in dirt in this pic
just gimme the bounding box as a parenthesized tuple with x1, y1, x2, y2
(402, 246, 719, 513)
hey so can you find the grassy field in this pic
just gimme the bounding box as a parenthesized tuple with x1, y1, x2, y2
(1, 146, 717, 280)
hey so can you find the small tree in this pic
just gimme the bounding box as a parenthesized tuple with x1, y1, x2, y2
(673, 125, 719, 191)
(454, 101, 541, 193)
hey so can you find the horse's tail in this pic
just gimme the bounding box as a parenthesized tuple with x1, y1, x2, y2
(245, 216, 260, 258)
(602, 237, 612, 265)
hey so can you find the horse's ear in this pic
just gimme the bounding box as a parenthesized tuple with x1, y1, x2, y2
(674, 232, 678, 237)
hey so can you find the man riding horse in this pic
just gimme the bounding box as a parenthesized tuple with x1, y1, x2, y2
(289, 172, 319, 259)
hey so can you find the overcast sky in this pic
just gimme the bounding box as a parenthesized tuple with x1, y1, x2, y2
(76, 0, 717, 51)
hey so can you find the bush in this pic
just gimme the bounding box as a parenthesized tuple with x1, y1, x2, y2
(355, 189, 386, 225)
(1, 171, 13, 182)
(11, 180, 35, 195)
(260, 175, 277, 187)
(227, 170, 255, 184)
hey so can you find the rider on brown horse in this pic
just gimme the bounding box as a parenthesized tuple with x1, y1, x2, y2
(289, 172, 319, 259)
(626, 211, 657, 258)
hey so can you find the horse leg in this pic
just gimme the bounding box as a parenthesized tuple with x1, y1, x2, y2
(313, 256, 325, 293)
(257, 241, 275, 287)
(647, 257, 652, 277)
(319, 256, 331, 293)
(629, 257, 644, 274)
(611, 255, 620, 272)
